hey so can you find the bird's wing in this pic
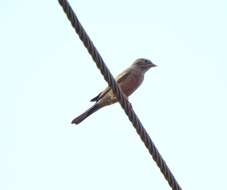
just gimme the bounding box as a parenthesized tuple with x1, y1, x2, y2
(90, 87, 110, 102)
(116, 69, 131, 83)
(90, 69, 131, 102)
(90, 92, 102, 102)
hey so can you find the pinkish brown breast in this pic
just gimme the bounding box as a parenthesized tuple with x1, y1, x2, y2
(119, 71, 144, 97)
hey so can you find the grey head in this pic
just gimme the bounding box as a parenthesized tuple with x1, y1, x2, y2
(132, 58, 157, 73)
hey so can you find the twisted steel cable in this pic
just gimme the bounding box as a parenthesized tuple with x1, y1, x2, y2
(58, 0, 182, 189)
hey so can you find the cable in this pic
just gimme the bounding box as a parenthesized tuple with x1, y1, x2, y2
(58, 1, 182, 189)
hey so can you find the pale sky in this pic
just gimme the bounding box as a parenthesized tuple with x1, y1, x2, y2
(1, 0, 227, 189)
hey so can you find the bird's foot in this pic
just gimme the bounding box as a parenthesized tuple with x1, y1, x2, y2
(126, 101, 133, 111)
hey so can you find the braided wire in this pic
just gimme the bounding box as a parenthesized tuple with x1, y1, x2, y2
(58, 0, 182, 189)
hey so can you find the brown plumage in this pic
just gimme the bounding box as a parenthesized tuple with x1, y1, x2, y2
(72, 58, 156, 124)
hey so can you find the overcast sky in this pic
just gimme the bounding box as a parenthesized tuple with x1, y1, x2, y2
(1, 0, 227, 189)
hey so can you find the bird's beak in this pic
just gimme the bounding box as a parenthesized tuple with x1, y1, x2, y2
(146, 62, 157, 68)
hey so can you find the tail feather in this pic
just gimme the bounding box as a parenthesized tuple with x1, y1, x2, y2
(71, 104, 100, 125)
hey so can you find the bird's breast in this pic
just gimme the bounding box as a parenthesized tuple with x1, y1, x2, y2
(98, 71, 144, 107)
(120, 72, 144, 96)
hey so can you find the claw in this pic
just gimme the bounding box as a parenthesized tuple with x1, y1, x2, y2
(127, 102, 133, 111)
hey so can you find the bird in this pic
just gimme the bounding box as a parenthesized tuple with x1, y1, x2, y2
(71, 58, 156, 125)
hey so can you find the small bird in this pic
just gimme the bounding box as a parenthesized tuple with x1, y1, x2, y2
(72, 58, 156, 125)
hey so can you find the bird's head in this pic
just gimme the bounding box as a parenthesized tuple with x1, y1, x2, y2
(132, 58, 157, 74)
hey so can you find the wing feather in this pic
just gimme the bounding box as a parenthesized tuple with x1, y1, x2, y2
(90, 69, 131, 102)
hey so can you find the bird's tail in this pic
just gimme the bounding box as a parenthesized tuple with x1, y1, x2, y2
(71, 104, 101, 125)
